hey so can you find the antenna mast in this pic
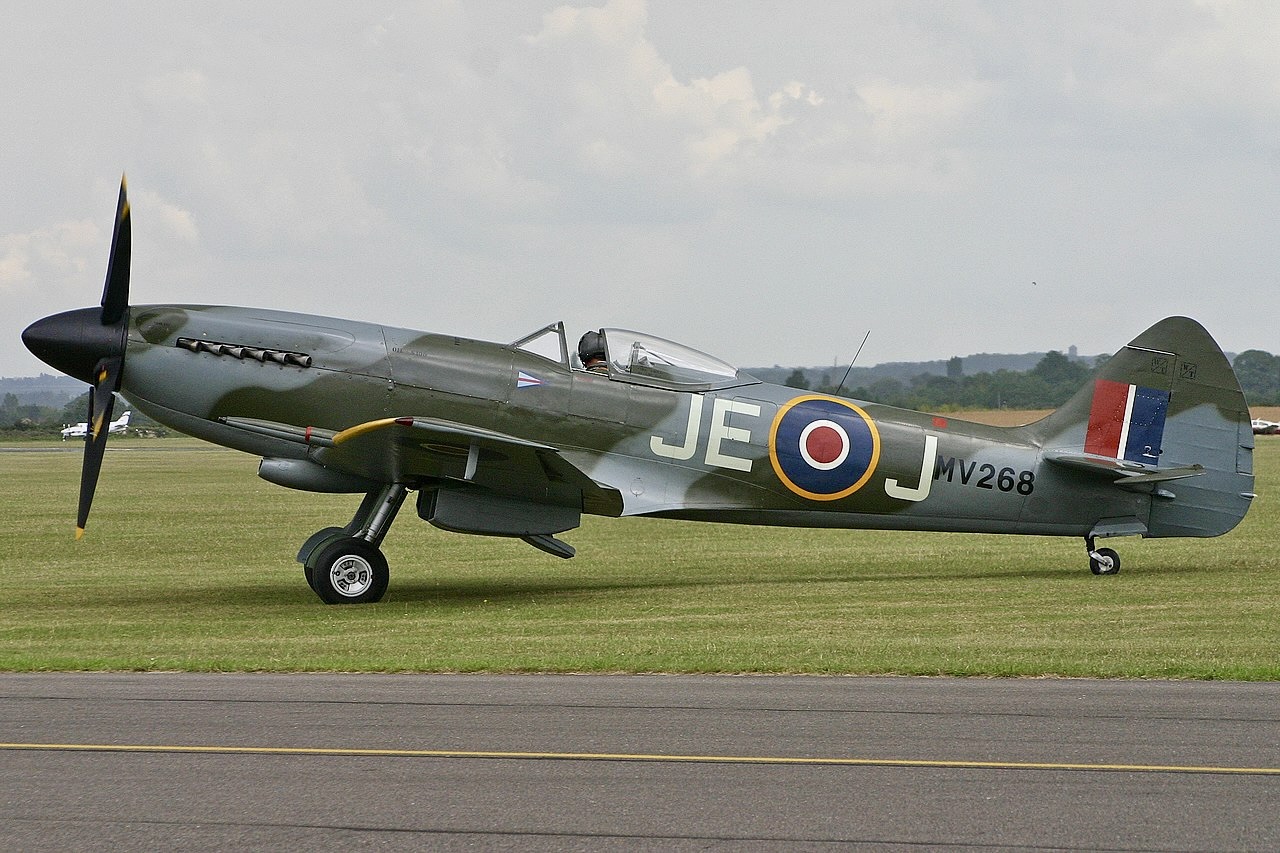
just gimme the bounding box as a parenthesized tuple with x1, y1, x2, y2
(834, 331, 871, 398)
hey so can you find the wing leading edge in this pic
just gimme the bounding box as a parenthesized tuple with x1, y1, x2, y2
(221, 414, 625, 521)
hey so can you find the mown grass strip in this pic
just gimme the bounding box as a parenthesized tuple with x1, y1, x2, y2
(2, 437, 1277, 677)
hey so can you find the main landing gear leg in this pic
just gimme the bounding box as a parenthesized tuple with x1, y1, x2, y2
(299, 484, 409, 604)
(1085, 536, 1121, 576)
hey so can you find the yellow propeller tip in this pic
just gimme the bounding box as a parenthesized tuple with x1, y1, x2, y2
(75, 527, 86, 540)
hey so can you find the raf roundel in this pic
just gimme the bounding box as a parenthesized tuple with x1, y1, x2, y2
(769, 396, 881, 501)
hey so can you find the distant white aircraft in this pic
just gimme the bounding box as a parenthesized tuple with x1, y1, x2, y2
(61, 411, 131, 440)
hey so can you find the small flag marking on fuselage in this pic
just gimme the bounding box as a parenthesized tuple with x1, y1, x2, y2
(517, 371, 545, 389)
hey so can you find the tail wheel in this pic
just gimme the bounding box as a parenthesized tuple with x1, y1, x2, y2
(1089, 547, 1121, 576)
(311, 537, 389, 604)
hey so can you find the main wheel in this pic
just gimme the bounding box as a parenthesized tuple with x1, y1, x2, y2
(303, 563, 317, 593)
(1089, 547, 1120, 576)
(310, 537, 389, 604)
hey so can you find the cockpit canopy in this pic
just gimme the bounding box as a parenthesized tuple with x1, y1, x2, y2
(512, 322, 757, 391)
(600, 328, 745, 389)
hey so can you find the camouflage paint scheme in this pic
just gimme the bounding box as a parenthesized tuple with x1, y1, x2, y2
(23, 182, 1255, 603)
(126, 305, 1251, 534)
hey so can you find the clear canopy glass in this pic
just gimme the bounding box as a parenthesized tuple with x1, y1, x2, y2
(602, 328, 743, 389)
(511, 322, 754, 390)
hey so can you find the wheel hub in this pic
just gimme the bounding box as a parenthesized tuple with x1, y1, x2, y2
(329, 555, 374, 597)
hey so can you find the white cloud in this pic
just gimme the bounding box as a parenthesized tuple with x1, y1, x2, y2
(855, 79, 994, 147)
(0, 220, 102, 297)
(509, 0, 838, 198)
(1, 0, 1277, 377)
(135, 190, 199, 245)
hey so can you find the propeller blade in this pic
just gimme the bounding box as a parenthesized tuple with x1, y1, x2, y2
(77, 394, 114, 539)
(100, 176, 131, 326)
(75, 335, 126, 538)
(36, 174, 134, 539)
(89, 356, 123, 433)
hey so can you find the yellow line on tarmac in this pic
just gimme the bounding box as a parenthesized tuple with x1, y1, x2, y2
(3, 742, 1279, 776)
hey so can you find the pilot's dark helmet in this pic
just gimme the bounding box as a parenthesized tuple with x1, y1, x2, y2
(578, 330, 606, 363)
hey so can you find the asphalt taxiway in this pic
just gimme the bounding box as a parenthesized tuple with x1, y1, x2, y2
(2, 673, 1278, 850)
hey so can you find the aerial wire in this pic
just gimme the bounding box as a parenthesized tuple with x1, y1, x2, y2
(834, 330, 871, 398)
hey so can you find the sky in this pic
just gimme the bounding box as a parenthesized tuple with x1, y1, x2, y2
(2, 0, 1277, 379)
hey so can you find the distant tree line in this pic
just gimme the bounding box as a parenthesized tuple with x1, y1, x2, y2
(1, 347, 1276, 436)
(784, 349, 1280, 410)
(0, 391, 165, 438)
(784, 350, 1097, 410)
(0, 392, 85, 433)
(1231, 351, 1280, 405)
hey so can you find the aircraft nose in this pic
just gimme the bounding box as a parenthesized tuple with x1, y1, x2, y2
(22, 307, 127, 385)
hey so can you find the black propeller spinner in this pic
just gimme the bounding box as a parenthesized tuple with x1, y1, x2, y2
(21, 177, 131, 538)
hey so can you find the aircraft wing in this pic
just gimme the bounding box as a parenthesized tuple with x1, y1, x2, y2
(1043, 451, 1205, 489)
(221, 415, 624, 517)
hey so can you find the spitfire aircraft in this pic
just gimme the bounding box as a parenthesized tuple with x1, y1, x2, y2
(23, 179, 1255, 603)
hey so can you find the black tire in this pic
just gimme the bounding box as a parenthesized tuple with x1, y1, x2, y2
(1089, 547, 1120, 576)
(310, 537, 389, 604)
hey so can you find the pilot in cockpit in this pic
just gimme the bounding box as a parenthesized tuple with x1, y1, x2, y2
(577, 330, 610, 374)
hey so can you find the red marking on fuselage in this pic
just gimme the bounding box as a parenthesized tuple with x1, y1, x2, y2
(805, 425, 844, 466)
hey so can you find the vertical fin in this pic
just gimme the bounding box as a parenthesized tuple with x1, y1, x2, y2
(1020, 316, 1253, 538)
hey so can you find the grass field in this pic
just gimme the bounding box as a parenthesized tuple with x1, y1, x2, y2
(2, 435, 1277, 678)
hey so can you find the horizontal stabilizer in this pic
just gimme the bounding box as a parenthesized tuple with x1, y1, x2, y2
(1044, 451, 1205, 488)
